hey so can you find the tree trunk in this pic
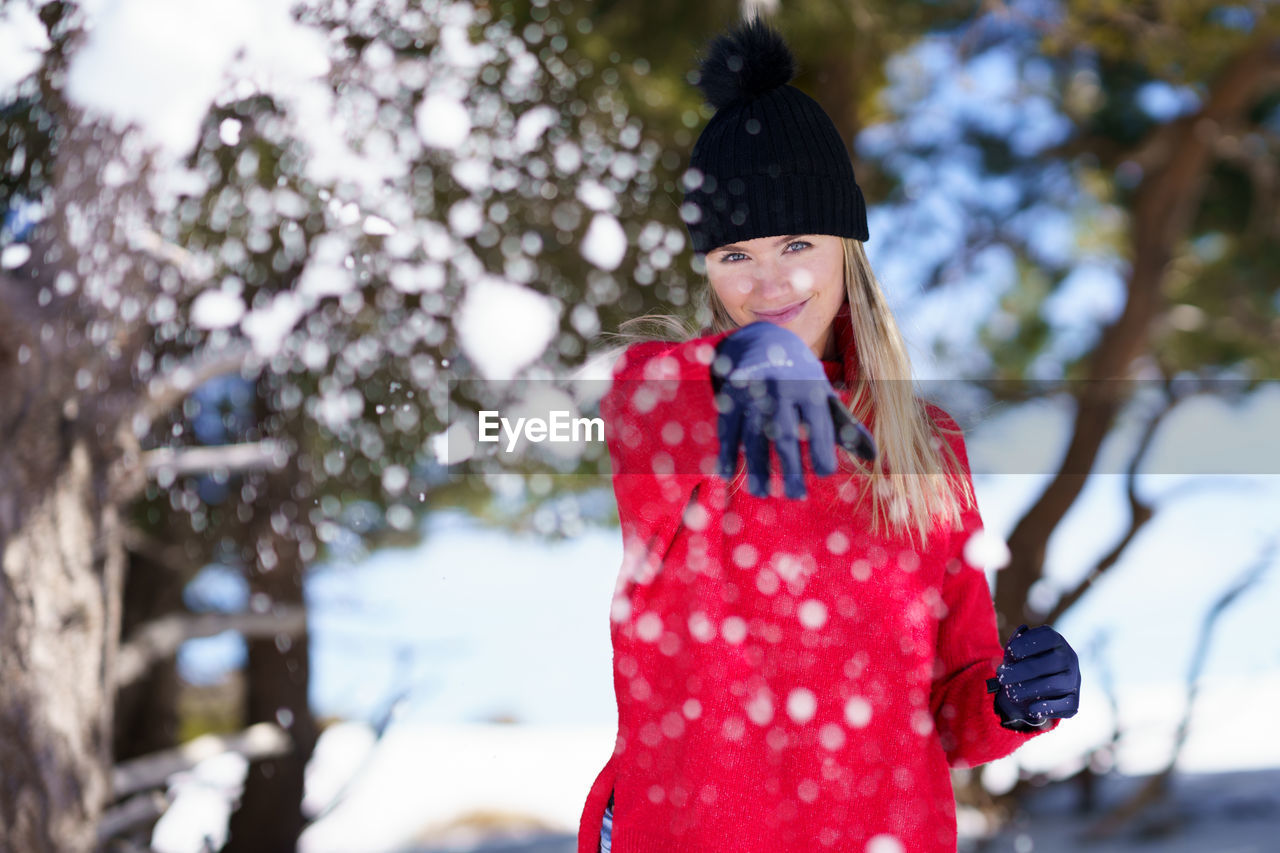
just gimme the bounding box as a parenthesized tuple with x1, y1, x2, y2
(224, 444, 318, 853)
(0, 271, 128, 852)
(992, 37, 1280, 634)
(112, 549, 186, 762)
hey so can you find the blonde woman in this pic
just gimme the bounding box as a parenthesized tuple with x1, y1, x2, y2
(580, 17, 1080, 853)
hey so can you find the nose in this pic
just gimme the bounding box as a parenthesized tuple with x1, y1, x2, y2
(751, 262, 794, 301)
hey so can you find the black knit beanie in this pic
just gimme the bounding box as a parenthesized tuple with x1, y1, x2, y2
(682, 16, 870, 256)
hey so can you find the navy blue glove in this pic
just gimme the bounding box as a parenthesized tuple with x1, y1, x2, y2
(987, 623, 1081, 732)
(711, 321, 876, 500)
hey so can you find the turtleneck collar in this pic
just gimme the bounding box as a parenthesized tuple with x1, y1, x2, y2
(820, 298, 858, 389)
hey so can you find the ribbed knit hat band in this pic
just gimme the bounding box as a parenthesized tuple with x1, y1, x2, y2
(682, 17, 869, 256)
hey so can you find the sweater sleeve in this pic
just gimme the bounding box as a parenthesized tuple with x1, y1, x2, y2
(600, 330, 733, 577)
(925, 403, 1060, 770)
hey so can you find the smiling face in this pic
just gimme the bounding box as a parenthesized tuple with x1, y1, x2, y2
(705, 233, 846, 360)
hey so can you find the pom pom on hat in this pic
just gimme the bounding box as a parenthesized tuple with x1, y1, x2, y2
(694, 15, 797, 109)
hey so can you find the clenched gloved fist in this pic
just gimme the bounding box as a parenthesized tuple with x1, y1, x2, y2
(987, 623, 1081, 732)
(711, 321, 875, 500)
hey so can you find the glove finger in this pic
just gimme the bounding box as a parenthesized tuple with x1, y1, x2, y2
(804, 397, 837, 476)
(1001, 624, 1028, 664)
(1003, 671, 1079, 704)
(1005, 625, 1063, 661)
(743, 412, 772, 497)
(829, 397, 876, 461)
(749, 377, 777, 417)
(717, 405, 745, 480)
(998, 646, 1074, 684)
(772, 401, 807, 499)
(1028, 694, 1079, 720)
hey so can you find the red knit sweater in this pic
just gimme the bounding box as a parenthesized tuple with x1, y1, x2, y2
(579, 303, 1059, 852)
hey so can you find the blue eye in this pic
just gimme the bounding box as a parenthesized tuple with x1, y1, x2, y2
(718, 241, 810, 263)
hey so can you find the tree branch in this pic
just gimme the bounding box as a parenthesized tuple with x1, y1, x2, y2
(141, 440, 289, 480)
(132, 342, 260, 438)
(1041, 382, 1175, 624)
(111, 722, 292, 800)
(1083, 536, 1277, 840)
(1211, 127, 1280, 243)
(97, 790, 170, 844)
(119, 524, 201, 577)
(995, 36, 1280, 631)
(115, 606, 306, 689)
(127, 227, 209, 284)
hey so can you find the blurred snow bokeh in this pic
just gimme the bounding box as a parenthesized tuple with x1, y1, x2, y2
(455, 276, 559, 380)
(0, 3, 47, 89)
(65, 0, 329, 159)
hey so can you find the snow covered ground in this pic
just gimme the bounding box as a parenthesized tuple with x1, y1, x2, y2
(287, 720, 1280, 853)
(153, 501, 1280, 852)
(281, 673, 1280, 853)
(297, 721, 615, 853)
(975, 766, 1280, 853)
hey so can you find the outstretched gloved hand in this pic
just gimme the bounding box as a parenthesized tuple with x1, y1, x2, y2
(987, 623, 1082, 732)
(711, 321, 876, 499)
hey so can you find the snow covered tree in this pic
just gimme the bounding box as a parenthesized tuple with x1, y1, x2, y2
(1, 0, 686, 847)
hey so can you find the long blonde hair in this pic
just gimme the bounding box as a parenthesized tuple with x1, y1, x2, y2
(600, 237, 975, 548)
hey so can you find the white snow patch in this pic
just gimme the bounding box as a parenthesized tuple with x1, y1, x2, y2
(218, 117, 242, 146)
(362, 215, 396, 236)
(302, 721, 378, 819)
(315, 386, 364, 429)
(190, 288, 246, 330)
(298, 235, 354, 299)
(455, 276, 558, 379)
(963, 527, 1012, 571)
(65, 0, 329, 159)
(554, 141, 583, 174)
(1, 244, 32, 270)
(416, 92, 471, 150)
(447, 198, 485, 238)
(451, 157, 491, 193)
(297, 722, 615, 853)
(434, 6, 491, 71)
(0, 4, 49, 89)
(240, 290, 307, 358)
(576, 179, 616, 212)
(580, 212, 626, 271)
(993, 673, 1280, 784)
(513, 104, 558, 153)
(150, 752, 248, 853)
(388, 261, 444, 294)
(432, 420, 477, 465)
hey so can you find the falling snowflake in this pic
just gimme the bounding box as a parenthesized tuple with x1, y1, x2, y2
(963, 528, 1012, 571)
(580, 212, 626, 270)
(786, 688, 817, 724)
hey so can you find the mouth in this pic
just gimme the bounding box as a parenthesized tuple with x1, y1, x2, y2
(751, 297, 810, 323)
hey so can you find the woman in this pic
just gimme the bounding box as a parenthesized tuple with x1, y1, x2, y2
(581, 17, 1081, 853)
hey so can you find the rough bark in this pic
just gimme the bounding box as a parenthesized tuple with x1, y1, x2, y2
(0, 94, 175, 848)
(0, 265, 129, 852)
